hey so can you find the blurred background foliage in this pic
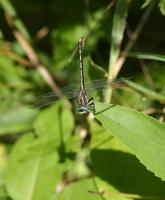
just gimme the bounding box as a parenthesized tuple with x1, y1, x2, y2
(1, 0, 165, 199)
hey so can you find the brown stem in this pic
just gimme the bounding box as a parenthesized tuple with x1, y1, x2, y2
(0, 48, 33, 67)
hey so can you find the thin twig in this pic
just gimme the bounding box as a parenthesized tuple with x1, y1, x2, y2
(139, 59, 154, 89)
(88, 56, 108, 77)
(89, 190, 165, 200)
(142, 107, 157, 115)
(113, 0, 156, 79)
(33, 27, 49, 43)
(159, 106, 165, 122)
(0, 48, 33, 67)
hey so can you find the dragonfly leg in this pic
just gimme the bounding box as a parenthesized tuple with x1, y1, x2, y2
(88, 97, 94, 103)
(88, 101, 96, 113)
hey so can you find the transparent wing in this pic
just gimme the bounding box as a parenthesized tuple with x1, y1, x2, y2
(86, 77, 131, 92)
(33, 77, 131, 108)
(33, 83, 80, 108)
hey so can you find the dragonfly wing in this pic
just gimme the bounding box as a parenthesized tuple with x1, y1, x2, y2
(33, 78, 131, 108)
(33, 84, 80, 108)
(86, 77, 132, 92)
(86, 79, 107, 91)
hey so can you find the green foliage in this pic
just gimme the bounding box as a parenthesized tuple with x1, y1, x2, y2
(142, 0, 165, 16)
(52, 178, 102, 200)
(108, 0, 127, 77)
(142, 0, 152, 8)
(1, 0, 165, 199)
(6, 102, 76, 200)
(105, 0, 127, 102)
(123, 79, 165, 101)
(124, 52, 165, 62)
(95, 102, 165, 181)
(90, 120, 165, 200)
(0, 106, 38, 135)
(159, 0, 165, 15)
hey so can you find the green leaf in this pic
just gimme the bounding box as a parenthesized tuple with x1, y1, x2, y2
(92, 147, 165, 200)
(105, 0, 127, 103)
(51, 178, 102, 200)
(123, 51, 165, 62)
(159, 0, 165, 16)
(142, 0, 165, 15)
(123, 79, 165, 102)
(5, 102, 75, 200)
(94, 102, 165, 181)
(52, 119, 165, 200)
(0, 54, 29, 86)
(90, 120, 165, 200)
(89, 119, 131, 152)
(108, 0, 128, 78)
(141, 0, 152, 8)
(0, 107, 38, 135)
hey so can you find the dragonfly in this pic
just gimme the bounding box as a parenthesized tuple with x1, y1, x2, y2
(34, 38, 129, 112)
(77, 37, 95, 113)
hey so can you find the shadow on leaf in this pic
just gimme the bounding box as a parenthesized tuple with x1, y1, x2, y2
(91, 149, 165, 198)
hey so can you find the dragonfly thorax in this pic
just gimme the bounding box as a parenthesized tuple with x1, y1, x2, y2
(77, 89, 88, 108)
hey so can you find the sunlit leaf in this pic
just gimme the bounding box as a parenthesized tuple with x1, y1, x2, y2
(5, 102, 75, 200)
(123, 51, 165, 62)
(141, 0, 152, 8)
(108, 0, 128, 77)
(123, 79, 165, 102)
(95, 102, 165, 181)
(159, 0, 165, 16)
(0, 107, 38, 135)
(90, 120, 165, 200)
(51, 178, 102, 200)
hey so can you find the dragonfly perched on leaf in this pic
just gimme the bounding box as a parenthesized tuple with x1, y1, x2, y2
(33, 38, 130, 112)
(33, 79, 128, 109)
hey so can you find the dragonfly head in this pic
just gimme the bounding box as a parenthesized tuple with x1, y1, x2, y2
(77, 106, 88, 113)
